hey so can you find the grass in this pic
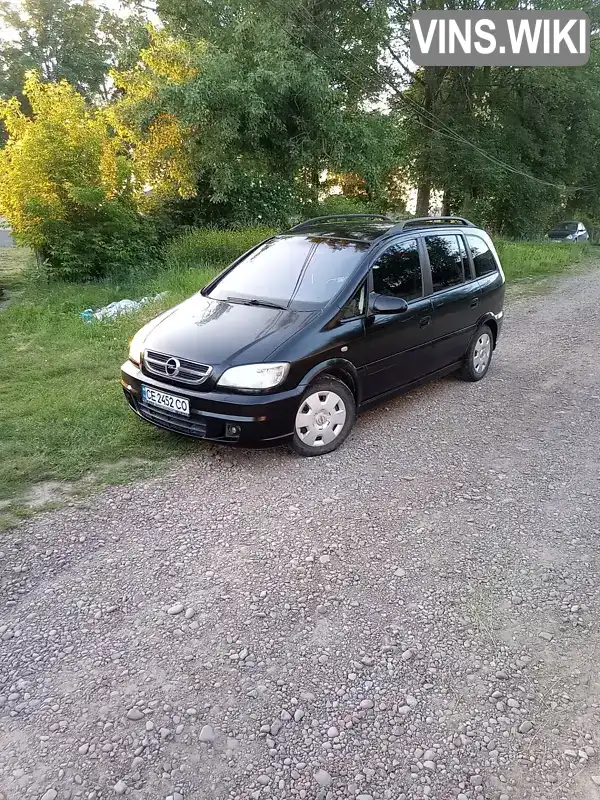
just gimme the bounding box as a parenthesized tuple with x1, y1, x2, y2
(0, 232, 595, 526)
(496, 239, 590, 281)
(0, 248, 221, 526)
(0, 245, 32, 287)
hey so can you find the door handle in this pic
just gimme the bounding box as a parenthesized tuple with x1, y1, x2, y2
(419, 315, 431, 328)
(470, 298, 479, 308)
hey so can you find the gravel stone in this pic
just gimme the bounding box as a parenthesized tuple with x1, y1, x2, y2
(519, 720, 534, 734)
(199, 724, 215, 743)
(314, 769, 332, 787)
(167, 603, 184, 615)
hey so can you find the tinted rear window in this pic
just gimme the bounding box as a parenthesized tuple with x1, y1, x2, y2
(208, 236, 369, 309)
(466, 234, 498, 277)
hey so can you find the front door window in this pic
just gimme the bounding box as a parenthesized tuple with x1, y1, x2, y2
(371, 239, 423, 301)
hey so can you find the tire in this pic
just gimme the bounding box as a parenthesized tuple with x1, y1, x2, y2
(291, 376, 356, 456)
(460, 324, 494, 382)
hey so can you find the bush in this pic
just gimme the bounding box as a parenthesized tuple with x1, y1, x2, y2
(164, 226, 278, 270)
(314, 194, 381, 218)
(166, 170, 308, 229)
(0, 74, 160, 281)
(32, 205, 162, 281)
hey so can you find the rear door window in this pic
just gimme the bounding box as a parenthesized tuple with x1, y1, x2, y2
(466, 234, 499, 277)
(371, 239, 423, 301)
(425, 234, 465, 291)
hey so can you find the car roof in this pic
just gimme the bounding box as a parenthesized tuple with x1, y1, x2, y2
(283, 220, 396, 242)
(282, 215, 484, 244)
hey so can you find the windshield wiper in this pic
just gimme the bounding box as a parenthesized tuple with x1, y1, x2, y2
(226, 296, 287, 310)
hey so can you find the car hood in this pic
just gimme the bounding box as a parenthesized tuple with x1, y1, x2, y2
(140, 292, 313, 366)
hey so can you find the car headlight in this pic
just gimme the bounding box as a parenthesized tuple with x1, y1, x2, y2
(128, 328, 148, 366)
(218, 363, 290, 390)
(565, 234, 574, 240)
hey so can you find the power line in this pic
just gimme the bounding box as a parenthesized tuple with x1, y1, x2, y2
(270, 0, 595, 192)
(305, 0, 597, 190)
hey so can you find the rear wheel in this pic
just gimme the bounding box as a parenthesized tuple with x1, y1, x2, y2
(460, 324, 493, 382)
(291, 377, 356, 456)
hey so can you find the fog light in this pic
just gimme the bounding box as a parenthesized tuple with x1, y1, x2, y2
(226, 423, 241, 437)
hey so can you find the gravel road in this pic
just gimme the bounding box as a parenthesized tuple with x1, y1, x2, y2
(1, 267, 600, 800)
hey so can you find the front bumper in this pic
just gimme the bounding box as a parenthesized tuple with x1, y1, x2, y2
(120, 360, 303, 447)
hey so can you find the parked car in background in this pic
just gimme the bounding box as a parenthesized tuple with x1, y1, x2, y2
(121, 215, 505, 456)
(547, 221, 589, 242)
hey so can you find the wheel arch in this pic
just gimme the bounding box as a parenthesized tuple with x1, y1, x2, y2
(477, 313, 499, 348)
(299, 358, 361, 404)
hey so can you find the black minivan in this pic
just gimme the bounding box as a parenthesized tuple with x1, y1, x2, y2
(121, 215, 505, 455)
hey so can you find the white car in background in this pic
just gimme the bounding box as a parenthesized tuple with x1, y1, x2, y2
(547, 221, 589, 242)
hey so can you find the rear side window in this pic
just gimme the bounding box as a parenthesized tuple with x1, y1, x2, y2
(466, 234, 499, 277)
(425, 234, 464, 291)
(371, 239, 422, 301)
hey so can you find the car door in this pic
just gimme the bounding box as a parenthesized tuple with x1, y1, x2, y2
(466, 232, 504, 314)
(423, 232, 480, 369)
(361, 237, 435, 400)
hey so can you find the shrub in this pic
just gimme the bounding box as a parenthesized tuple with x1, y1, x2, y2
(164, 226, 277, 270)
(0, 74, 161, 281)
(314, 194, 380, 217)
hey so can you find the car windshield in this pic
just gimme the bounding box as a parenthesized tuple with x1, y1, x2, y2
(552, 222, 578, 232)
(208, 235, 370, 310)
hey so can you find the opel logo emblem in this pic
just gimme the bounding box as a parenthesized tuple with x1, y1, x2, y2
(165, 357, 180, 377)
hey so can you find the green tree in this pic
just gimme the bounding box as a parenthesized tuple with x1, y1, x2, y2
(0, 0, 148, 103)
(109, 27, 401, 225)
(390, 0, 600, 233)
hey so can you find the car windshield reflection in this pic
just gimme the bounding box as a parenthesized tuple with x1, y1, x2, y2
(208, 235, 370, 310)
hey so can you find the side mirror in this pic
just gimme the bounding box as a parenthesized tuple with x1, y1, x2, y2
(371, 293, 409, 315)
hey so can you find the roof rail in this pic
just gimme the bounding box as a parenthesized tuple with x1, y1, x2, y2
(387, 215, 476, 235)
(289, 213, 392, 231)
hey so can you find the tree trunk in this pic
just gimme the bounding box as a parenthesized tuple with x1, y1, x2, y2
(311, 166, 321, 202)
(416, 183, 431, 216)
(414, 65, 448, 219)
(442, 189, 451, 216)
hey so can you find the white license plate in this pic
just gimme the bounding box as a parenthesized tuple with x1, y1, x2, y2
(141, 385, 190, 416)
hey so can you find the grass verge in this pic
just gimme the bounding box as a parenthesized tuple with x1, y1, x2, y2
(0, 234, 594, 526)
(496, 239, 590, 281)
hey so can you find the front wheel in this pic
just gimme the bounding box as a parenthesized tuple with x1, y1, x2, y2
(460, 324, 494, 382)
(291, 377, 356, 456)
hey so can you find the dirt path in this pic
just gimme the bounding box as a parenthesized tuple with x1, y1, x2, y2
(1, 266, 600, 800)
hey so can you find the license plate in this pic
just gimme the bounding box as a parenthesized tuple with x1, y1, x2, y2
(141, 385, 190, 416)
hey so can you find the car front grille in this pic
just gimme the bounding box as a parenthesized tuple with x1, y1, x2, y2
(143, 350, 212, 385)
(137, 401, 208, 438)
